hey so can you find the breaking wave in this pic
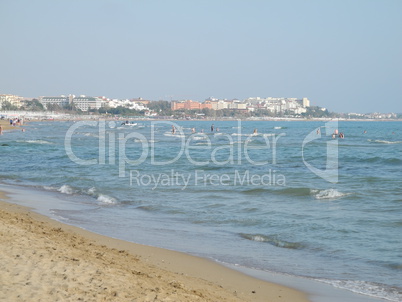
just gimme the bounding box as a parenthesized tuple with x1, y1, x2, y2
(164, 132, 185, 138)
(368, 139, 402, 144)
(18, 139, 53, 145)
(240, 233, 303, 249)
(97, 194, 117, 204)
(44, 185, 117, 205)
(315, 278, 402, 302)
(311, 188, 349, 200)
(58, 184, 75, 195)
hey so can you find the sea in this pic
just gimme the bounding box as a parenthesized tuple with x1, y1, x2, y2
(1, 119, 401, 301)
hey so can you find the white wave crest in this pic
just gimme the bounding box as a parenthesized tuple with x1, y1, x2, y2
(58, 185, 75, 195)
(231, 133, 254, 137)
(86, 187, 97, 196)
(192, 135, 208, 141)
(97, 194, 117, 204)
(43, 186, 58, 192)
(368, 139, 402, 144)
(83, 133, 99, 138)
(18, 140, 53, 145)
(164, 132, 185, 138)
(312, 188, 347, 200)
(134, 139, 148, 143)
(315, 278, 402, 302)
(249, 235, 267, 242)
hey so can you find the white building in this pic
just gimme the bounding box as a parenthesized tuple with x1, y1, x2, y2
(0, 94, 23, 108)
(39, 94, 103, 111)
(73, 96, 102, 111)
(39, 95, 72, 108)
(210, 100, 229, 110)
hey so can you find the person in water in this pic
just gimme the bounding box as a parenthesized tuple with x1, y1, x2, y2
(191, 127, 196, 133)
(253, 128, 258, 135)
(211, 124, 214, 132)
(172, 125, 176, 134)
(339, 132, 344, 139)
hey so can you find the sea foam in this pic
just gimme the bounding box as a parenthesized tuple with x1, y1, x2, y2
(18, 139, 53, 145)
(311, 188, 348, 200)
(97, 194, 117, 204)
(315, 278, 402, 302)
(368, 139, 402, 144)
(58, 184, 75, 195)
(240, 233, 303, 249)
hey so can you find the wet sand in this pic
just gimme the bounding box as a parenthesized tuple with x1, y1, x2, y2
(0, 191, 309, 302)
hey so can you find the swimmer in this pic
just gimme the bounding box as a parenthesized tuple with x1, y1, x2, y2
(211, 124, 214, 132)
(191, 127, 196, 133)
(172, 125, 176, 134)
(253, 128, 258, 135)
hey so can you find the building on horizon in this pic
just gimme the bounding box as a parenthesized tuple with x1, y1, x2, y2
(39, 95, 73, 108)
(131, 98, 151, 106)
(171, 100, 212, 111)
(73, 96, 103, 111)
(39, 94, 102, 111)
(0, 94, 23, 108)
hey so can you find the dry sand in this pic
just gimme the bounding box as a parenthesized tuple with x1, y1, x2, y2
(0, 191, 309, 302)
(0, 120, 20, 132)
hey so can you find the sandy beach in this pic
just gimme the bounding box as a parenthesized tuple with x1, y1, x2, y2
(0, 191, 309, 302)
(0, 119, 17, 132)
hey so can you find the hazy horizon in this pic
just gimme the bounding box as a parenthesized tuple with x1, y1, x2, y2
(1, 0, 401, 113)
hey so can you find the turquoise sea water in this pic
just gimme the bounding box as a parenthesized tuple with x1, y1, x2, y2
(1, 120, 401, 301)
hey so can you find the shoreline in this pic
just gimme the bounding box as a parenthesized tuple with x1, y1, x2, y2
(0, 119, 21, 132)
(1, 111, 401, 122)
(0, 190, 309, 302)
(1, 119, 397, 302)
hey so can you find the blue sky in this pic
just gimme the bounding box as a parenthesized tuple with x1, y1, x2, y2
(1, 0, 401, 113)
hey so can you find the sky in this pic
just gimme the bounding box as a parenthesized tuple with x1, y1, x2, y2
(1, 0, 401, 113)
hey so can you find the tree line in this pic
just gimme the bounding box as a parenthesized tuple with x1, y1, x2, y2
(3, 100, 399, 119)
